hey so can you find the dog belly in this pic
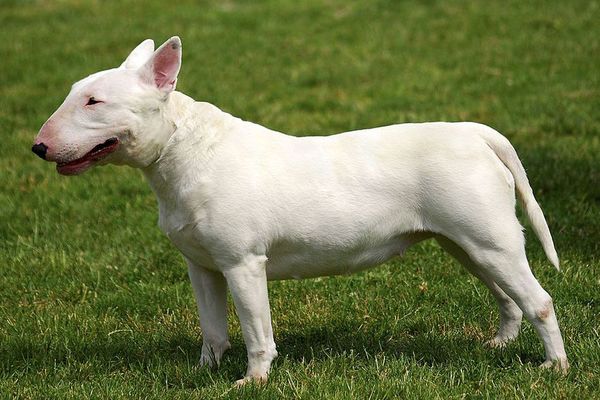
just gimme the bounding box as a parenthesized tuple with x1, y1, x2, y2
(162, 207, 428, 278)
(264, 234, 416, 280)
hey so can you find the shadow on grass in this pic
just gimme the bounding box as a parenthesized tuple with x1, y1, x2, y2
(1, 332, 244, 385)
(2, 320, 537, 380)
(274, 320, 544, 369)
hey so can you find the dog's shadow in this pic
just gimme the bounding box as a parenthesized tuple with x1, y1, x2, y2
(4, 319, 537, 383)
(264, 320, 544, 380)
(274, 321, 482, 367)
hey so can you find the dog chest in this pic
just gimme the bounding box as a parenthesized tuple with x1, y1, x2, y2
(167, 223, 216, 268)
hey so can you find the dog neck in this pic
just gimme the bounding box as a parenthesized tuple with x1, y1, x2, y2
(141, 91, 233, 208)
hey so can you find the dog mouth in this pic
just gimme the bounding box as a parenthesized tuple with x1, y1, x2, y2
(57, 137, 119, 175)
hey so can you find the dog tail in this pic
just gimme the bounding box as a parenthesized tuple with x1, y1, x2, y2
(478, 125, 560, 270)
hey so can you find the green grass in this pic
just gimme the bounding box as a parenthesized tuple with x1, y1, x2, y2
(1, 0, 599, 398)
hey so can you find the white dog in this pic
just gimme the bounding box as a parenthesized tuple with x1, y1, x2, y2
(33, 37, 568, 384)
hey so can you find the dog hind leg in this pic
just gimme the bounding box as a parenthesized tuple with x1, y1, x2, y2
(435, 235, 523, 347)
(451, 226, 568, 371)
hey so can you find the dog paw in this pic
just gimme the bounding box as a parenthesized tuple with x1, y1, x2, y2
(199, 340, 231, 369)
(234, 374, 268, 388)
(199, 352, 217, 369)
(540, 358, 569, 374)
(484, 336, 513, 348)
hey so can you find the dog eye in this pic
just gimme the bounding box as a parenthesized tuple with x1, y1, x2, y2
(86, 97, 102, 106)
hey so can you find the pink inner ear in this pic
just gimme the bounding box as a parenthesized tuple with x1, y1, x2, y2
(152, 46, 180, 89)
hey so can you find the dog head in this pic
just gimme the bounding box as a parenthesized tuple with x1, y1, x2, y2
(33, 37, 182, 175)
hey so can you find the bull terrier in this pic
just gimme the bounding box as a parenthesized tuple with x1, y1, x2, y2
(33, 36, 568, 384)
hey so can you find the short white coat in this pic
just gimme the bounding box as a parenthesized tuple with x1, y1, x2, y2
(34, 37, 567, 384)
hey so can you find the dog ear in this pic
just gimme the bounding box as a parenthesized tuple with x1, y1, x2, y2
(139, 36, 182, 93)
(120, 39, 155, 69)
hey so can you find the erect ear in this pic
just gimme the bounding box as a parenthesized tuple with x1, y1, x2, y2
(139, 36, 182, 94)
(120, 39, 155, 69)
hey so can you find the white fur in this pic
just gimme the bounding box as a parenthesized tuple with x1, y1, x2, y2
(34, 37, 568, 383)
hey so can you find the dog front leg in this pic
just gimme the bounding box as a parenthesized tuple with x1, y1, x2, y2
(186, 259, 231, 368)
(222, 255, 277, 385)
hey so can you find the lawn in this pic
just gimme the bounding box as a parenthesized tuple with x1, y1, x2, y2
(1, 0, 598, 398)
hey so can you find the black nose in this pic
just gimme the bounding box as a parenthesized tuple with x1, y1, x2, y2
(32, 143, 48, 160)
